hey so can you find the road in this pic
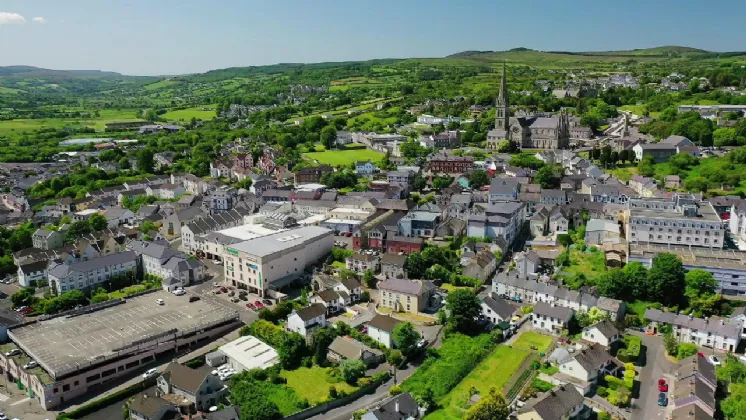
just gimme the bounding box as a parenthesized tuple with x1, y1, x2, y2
(630, 330, 672, 420)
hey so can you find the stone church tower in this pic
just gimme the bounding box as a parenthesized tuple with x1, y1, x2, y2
(495, 62, 510, 134)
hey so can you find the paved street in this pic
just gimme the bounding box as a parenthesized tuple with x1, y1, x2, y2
(630, 330, 673, 420)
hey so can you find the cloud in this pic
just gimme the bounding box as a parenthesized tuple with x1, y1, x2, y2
(0, 12, 26, 24)
(32, 16, 47, 24)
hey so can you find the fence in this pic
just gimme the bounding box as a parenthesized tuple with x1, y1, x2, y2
(283, 374, 389, 420)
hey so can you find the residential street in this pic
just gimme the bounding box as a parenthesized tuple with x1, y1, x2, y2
(629, 330, 673, 420)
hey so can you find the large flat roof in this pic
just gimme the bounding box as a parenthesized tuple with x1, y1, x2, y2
(219, 335, 279, 371)
(216, 219, 281, 241)
(227, 225, 332, 258)
(10, 290, 237, 379)
(629, 243, 746, 271)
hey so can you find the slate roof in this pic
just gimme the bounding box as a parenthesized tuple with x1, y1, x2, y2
(482, 293, 515, 320)
(328, 336, 382, 360)
(205, 406, 240, 420)
(571, 343, 617, 372)
(316, 289, 341, 303)
(586, 320, 619, 340)
(517, 385, 584, 420)
(381, 254, 407, 267)
(533, 301, 573, 321)
(294, 303, 327, 321)
(676, 354, 717, 386)
(340, 277, 361, 291)
(645, 308, 741, 337)
(673, 377, 716, 411)
(669, 405, 715, 420)
(130, 395, 172, 418)
(367, 314, 402, 333)
(379, 279, 434, 296)
(47, 251, 137, 278)
(161, 362, 207, 394)
(367, 392, 419, 420)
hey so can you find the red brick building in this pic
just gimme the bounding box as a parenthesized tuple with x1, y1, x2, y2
(427, 153, 474, 174)
(385, 233, 423, 255)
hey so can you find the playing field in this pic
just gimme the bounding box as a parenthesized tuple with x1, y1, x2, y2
(511, 331, 554, 353)
(427, 345, 530, 420)
(304, 149, 384, 167)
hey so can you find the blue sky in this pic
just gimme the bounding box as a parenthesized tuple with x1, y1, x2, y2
(1, 0, 745, 76)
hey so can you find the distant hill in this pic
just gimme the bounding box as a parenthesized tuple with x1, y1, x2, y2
(445, 46, 717, 61)
(0, 66, 123, 79)
(579, 46, 710, 57)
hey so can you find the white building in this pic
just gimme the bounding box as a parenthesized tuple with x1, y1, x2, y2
(147, 183, 185, 200)
(286, 303, 327, 338)
(32, 229, 64, 251)
(355, 160, 377, 175)
(581, 320, 620, 348)
(218, 335, 279, 372)
(367, 314, 402, 349)
(127, 240, 205, 290)
(466, 202, 526, 246)
(557, 343, 622, 396)
(531, 302, 573, 334)
(645, 308, 742, 352)
(17, 260, 48, 288)
(222, 226, 333, 297)
(47, 251, 138, 294)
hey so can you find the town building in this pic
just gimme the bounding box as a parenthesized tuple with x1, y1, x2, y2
(286, 303, 328, 339)
(645, 308, 741, 352)
(294, 165, 333, 185)
(632, 142, 677, 162)
(378, 279, 435, 314)
(532, 302, 573, 333)
(426, 153, 474, 174)
(157, 362, 227, 412)
(515, 385, 587, 420)
(218, 335, 279, 373)
(380, 254, 407, 279)
(581, 320, 620, 347)
(556, 343, 622, 396)
(362, 392, 424, 420)
(480, 293, 516, 326)
(366, 314, 403, 348)
(47, 251, 138, 294)
(466, 202, 526, 246)
(327, 336, 383, 367)
(32, 229, 64, 250)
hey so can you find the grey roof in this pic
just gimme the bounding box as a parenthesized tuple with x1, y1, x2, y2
(328, 336, 382, 361)
(34, 229, 56, 238)
(639, 143, 676, 150)
(367, 392, 419, 420)
(381, 253, 407, 267)
(340, 277, 362, 291)
(127, 240, 180, 261)
(130, 395, 172, 417)
(541, 189, 566, 198)
(586, 219, 620, 234)
(316, 289, 341, 303)
(669, 404, 714, 420)
(368, 314, 403, 333)
(517, 385, 584, 420)
(571, 343, 616, 372)
(379, 279, 433, 296)
(533, 302, 573, 321)
(161, 362, 208, 393)
(18, 259, 49, 274)
(483, 293, 516, 320)
(676, 354, 716, 385)
(596, 297, 623, 313)
(662, 135, 692, 145)
(586, 320, 619, 340)
(104, 206, 132, 220)
(228, 226, 331, 258)
(645, 308, 741, 337)
(294, 303, 327, 321)
(673, 377, 715, 411)
(205, 406, 240, 420)
(48, 251, 137, 278)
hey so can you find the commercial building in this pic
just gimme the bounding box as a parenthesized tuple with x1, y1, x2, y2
(221, 226, 333, 297)
(218, 335, 279, 373)
(628, 243, 746, 297)
(626, 195, 724, 249)
(0, 291, 239, 409)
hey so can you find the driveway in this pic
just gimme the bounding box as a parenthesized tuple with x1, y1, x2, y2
(629, 330, 674, 420)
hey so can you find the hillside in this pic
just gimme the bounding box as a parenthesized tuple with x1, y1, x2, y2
(0, 66, 123, 79)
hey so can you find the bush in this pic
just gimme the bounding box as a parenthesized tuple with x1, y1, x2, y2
(389, 385, 402, 396)
(617, 335, 642, 363)
(676, 343, 698, 360)
(597, 386, 609, 397)
(329, 386, 338, 399)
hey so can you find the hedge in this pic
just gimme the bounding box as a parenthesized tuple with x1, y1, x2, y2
(57, 378, 157, 419)
(617, 335, 642, 364)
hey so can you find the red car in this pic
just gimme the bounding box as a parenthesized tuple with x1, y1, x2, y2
(246, 303, 255, 309)
(20, 307, 33, 315)
(658, 379, 668, 392)
(220, 287, 228, 293)
(254, 300, 264, 308)
(345, 232, 352, 237)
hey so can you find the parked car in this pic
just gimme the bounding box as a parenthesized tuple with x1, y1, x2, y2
(231, 297, 240, 303)
(0, 412, 7, 420)
(345, 232, 352, 237)
(246, 303, 255, 309)
(417, 339, 429, 349)
(155, 299, 165, 305)
(20, 307, 33, 315)
(262, 299, 273, 306)
(511, 296, 522, 303)
(239, 295, 248, 301)
(708, 355, 721, 366)
(214, 260, 222, 265)
(254, 301, 264, 308)
(23, 361, 38, 369)
(220, 287, 228, 293)
(213, 282, 220, 288)
(4, 349, 20, 357)
(657, 392, 668, 406)
(142, 368, 158, 379)
(189, 296, 201, 303)
(172, 289, 186, 296)
(14, 306, 27, 313)
(658, 379, 668, 392)
(228, 291, 235, 297)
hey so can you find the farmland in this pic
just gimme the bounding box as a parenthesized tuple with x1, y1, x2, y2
(304, 148, 384, 167)
(161, 105, 217, 121)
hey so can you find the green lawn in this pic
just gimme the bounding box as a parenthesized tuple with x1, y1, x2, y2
(559, 248, 607, 287)
(511, 332, 554, 353)
(280, 366, 358, 406)
(161, 105, 217, 121)
(304, 149, 384, 167)
(647, 155, 746, 196)
(0, 110, 144, 135)
(426, 346, 530, 420)
(607, 165, 638, 182)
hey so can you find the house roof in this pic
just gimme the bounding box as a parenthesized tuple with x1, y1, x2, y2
(533, 301, 573, 321)
(482, 293, 515, 320)
(673, 376, 716, 411)
(205, 406, 240, 420)
(367, 314, 402, 333)
(381, 254, 407, 267)
(294, 303, 327, 321)
(645, 308, 741, 337)
(379, 279, 434, 296)
(669, 405, 715, 420)
(676, 354, 716, 385)
(571, 343, 617, 372)
(348, 252, 377, 263)
(367, 392, 419, 420)
(586, 320, 619, 340)
(316, 289, 341, 303)
(340, 277, 362, 291)
(328, 336, 382, 360)
(161, 362, 207, 393)
(130, 395, 172, 418)
(517, 385, 584, 420)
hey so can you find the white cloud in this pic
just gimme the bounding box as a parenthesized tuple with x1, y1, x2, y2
(32, 16, 47, 24)
(0, 12, 26, 24)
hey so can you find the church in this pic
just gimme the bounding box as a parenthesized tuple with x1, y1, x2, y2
(486, 64, 571, 150)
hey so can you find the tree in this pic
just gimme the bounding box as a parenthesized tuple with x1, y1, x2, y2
(392, 322, 420, 355)
(596, 269, 629, 300)
(496, 140, 517, 153)
(362, 270, 377, 288)
(663, 332, 678, 356)
(684, 269, 718, 299)
(11, 287, 35, 308)
(415, 387, 436, 412)
(136, 149, 155, 174)
(676, 343, 698, 359)
(622, 261, 651, 301)
(534, 165, 561, 189)
(387, 349, 403, 385)
(468, 170, 490, 189)
(717, 356, 746, 383)
(88, 213, 108, 231)
(312, 327, 338, 365)
(340, 359, 366, 384)
(463, 387, 509, 420)
(445, 290, 481, 334)
(649, 253, 686, 307)
(118, 157, 131, 170)
(321, 126, 337, 150)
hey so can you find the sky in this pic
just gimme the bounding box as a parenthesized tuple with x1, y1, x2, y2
(1, 0, 746, 76)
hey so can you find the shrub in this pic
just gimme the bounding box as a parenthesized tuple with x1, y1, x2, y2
(676, 343, 698, 360)
(389, 385, 402, 396)
(617, 335, 642, 363)
(328, 386, 338, 399)
(597, 386, 609, 397)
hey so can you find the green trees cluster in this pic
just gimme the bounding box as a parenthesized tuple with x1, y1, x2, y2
(508, 153, 544, 170)
(320, 171, 358, 189)
(639, 109, 714, 145)
(717, 356, 746, 420)
(0, 222, 35, 276)
(246, 320, 307, 369)
(445, 290, 482, 335)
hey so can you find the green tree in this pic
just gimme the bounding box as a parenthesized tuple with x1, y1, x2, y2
(415, 387, 436, 412)
(340, 359, 366, 384)
(88, 213, 108, 231)
(463, 387, 509, 420)
(321, 126, 337, 150)
(534, 164, 562, 188)
(445, 290, 481, 334)
(387, 349, 403, 385)
(468, 169, 490, 188)
(596, 269, 629, 300)
(118, 157, 131, 170)
(622, 261, 651, 300)
(136, 149, 155, 173)
(649, 253, 686, 306)
(722, 383, 746, 420)
(362, 269, 377, 288)
(717, 356, 746, 383)
(684, 269, 718, 299)
(312, 327, 338, 366)
(392, 322, 420, 355)
(11, 287, 35, 308)
(663, 332, 678, 356)
(676, 343, 698, 359)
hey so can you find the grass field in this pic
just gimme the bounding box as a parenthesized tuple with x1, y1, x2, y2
(304, 149, 384, 167)
(0, 109, 144, 135)
(161, 105, 217, 121)
(427, 345, 530, 420)
(558, 247, 607, 286)
(511, 332, 554, 353)
(280, 366, 358, 406)
(607, 164, 638, 182)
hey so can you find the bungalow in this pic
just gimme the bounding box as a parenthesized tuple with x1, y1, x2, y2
(367, 314, 403, 348)
(157, 362, 227, 412)
(327, 336, 383, 367)
(129, 395, 175, 420)
(515, 385, 586, 420)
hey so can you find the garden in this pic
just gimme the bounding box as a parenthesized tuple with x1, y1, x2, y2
(596, 363, 637, 408)
(511, 332, 554, 353)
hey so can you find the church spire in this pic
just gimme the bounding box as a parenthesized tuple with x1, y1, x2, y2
(495, 62, 510, 132)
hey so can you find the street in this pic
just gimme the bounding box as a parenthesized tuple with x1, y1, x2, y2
(630, 330, 673, 420)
